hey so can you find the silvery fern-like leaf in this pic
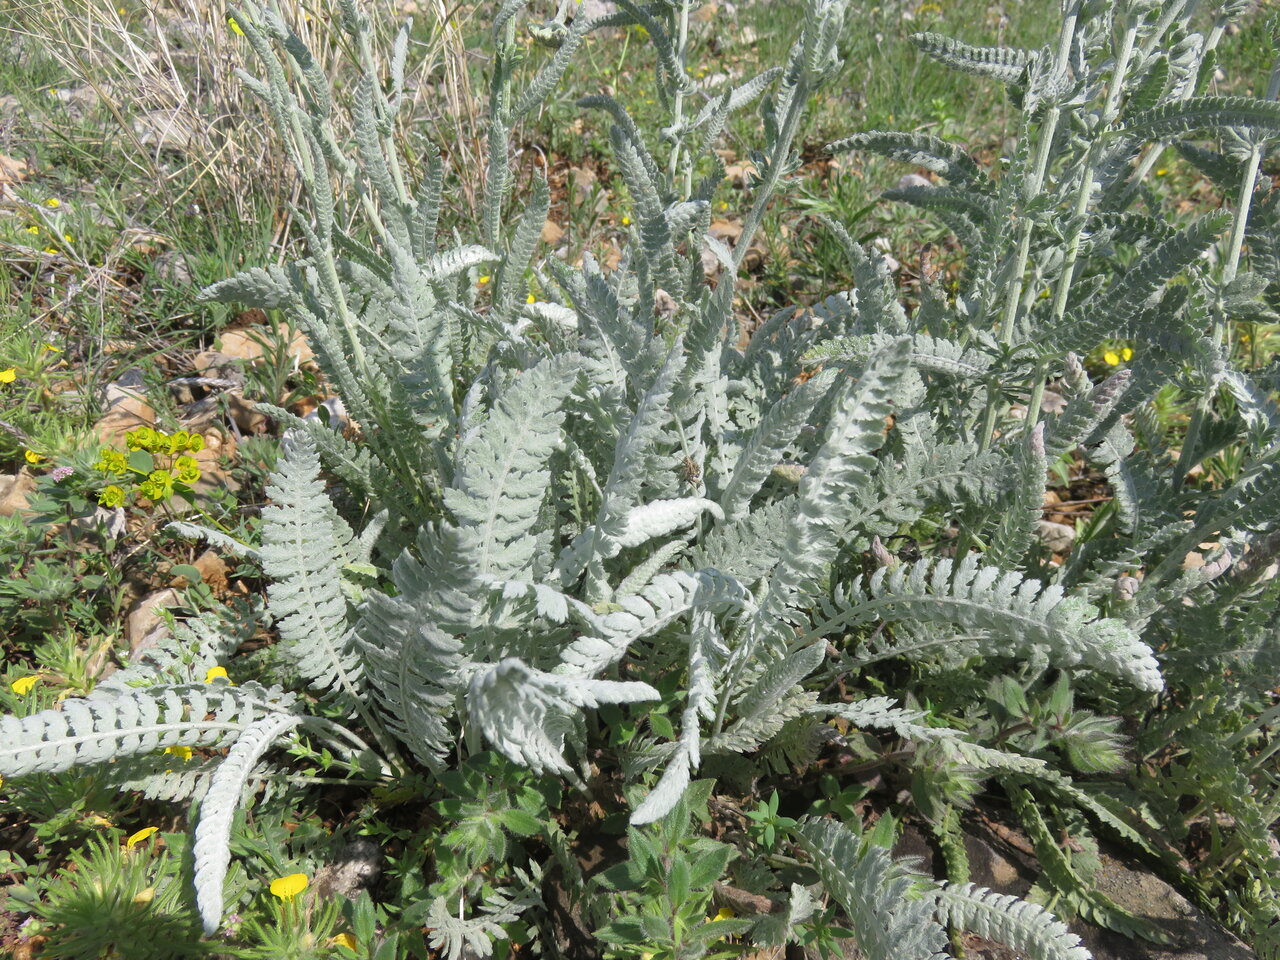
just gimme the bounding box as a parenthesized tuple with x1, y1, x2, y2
(426, 871, 543, 960)
(616, 497, 723, 549)
(0, 682, 294, 777)
(1121, 95, 1280, 141)
(827, 131, 988, 190)
(194, 713, 302, 934)
(705, 642, 825, 754)
(197, 265, 293, 309)
(986, 422, 1048, 568)
(631, 609, 727, 824)
(256, 402, 379, 498)
(794, 818, 950, 960)
(424, 244, 500, 283)
(742, 337, 912, 660)
(928, 883, 1090, 960)
(839, 556, 1164, 692)
(492, 178, 550, 326)
(1056, 212, 1227, 350)
(96, 602, 264, 693)
(910, 31, 1036, 85)
(261, 433, 364, 709)
(694, 497, 793, 585)
(467, 657, 658, 774)
(167, 522, 263, 562)
(445, 354, 580, 580)
(719, 368, 837, 520)
(557, 341, 685, 589)
(562, 569, 754, 674)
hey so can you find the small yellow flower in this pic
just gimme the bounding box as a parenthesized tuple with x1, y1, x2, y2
(45, 198, 60, 208)
(478, 274, 491, 285)
(44, 247, 58, 254)
(0, 368, 16, 384)
(329, 933, 358, 950)
(227, 15, 245, 35)
(1156, 168, 1168, 176)
(204, 666, 231, 684)
(526, 293, 537, 303)
(1122, 346, 1133, 361)
(88, 815, 114, 828)
(24, 450, 44, 464)
(621, 216, 632, 226)
(1103, 351, 1121, 366)
(25, 225, 38, 235)
(133, 886, 156, 904)
(44, 343, 62, 352)
(270, 873, 309, 901)
(98, 484, 126, 508)
(63, 233, 74, 243)
(126, 826, 159, 849)
(712, 907, 735, 921)
(164, 745, 194, 761)
(10, 675, 40, 696)
(117, 6, 126, 13)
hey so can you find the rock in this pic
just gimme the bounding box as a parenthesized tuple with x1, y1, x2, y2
(125, 588, 181, 658)
(541, 219, 564, 245)
(0, 472, 36, 517)
(170, 550, 229, 593)
(312, 839, 384, 901)
(709, 218, 744, 244)
(226, 393, 269, 435)
(217, 324, 315, 367)
(93, 377, 156, 447)
(189, 430, 239, 502)
(1076, 854, 1256, 960)
(0, 152, 28, 186)
(1037, 519, 1076, 554)
(152, 250, 193, 286)
(895, 172, 933, 191)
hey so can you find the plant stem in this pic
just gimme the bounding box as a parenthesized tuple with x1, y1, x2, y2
(1172, 55, 1280, 491)
(667, 0, 692, 199)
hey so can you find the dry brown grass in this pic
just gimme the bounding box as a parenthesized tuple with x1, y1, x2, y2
(2, 0, 481, 229)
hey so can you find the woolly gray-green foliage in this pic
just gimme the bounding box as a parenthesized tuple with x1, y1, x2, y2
(6, 0, 1280, 953)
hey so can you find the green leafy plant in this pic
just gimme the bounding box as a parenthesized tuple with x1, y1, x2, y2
(3, 0, 1280, 957)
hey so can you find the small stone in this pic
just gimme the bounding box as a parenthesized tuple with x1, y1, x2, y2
(541, 219, 564, 245)
(125, 588, 182, 657)
(312, 839, 384, 901)
(0, 472, 36, 517)
(93, 380, 156, 447)
(1036, 520, 1076, 554)
(895, 172, 932, 190)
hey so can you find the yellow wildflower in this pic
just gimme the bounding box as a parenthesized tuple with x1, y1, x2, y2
(329, 933, 358, 950)
(45, 198, 60, 208)
(44, 247, 58, 254)
(1103, 351, 1121, 366)
(165, 745, 194, 761)
(0, 369, 16, 384)
(204, 666, 231, 684)
(88, 815, 114, 828)
(126, 826, 159, 849)
(10, 675, 40, 696)
(227, 15, 245, 34)
(133, 887, 156, 904)
(526, 293, 537, 304)
(24, 450, 44, 464)
(478, 275, 491, 285)
(621, 216, 632, 226)
(63, 233, 74, 243)
(1122, 346, 1133, 361)
(712, 908, 735, 921)
(44, 343, 62, 352)
(270, 873, 309, 901)
(98, 484, 126, 508)
(1156, 168, 1168, 176)
(25, 226, 38, 235)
